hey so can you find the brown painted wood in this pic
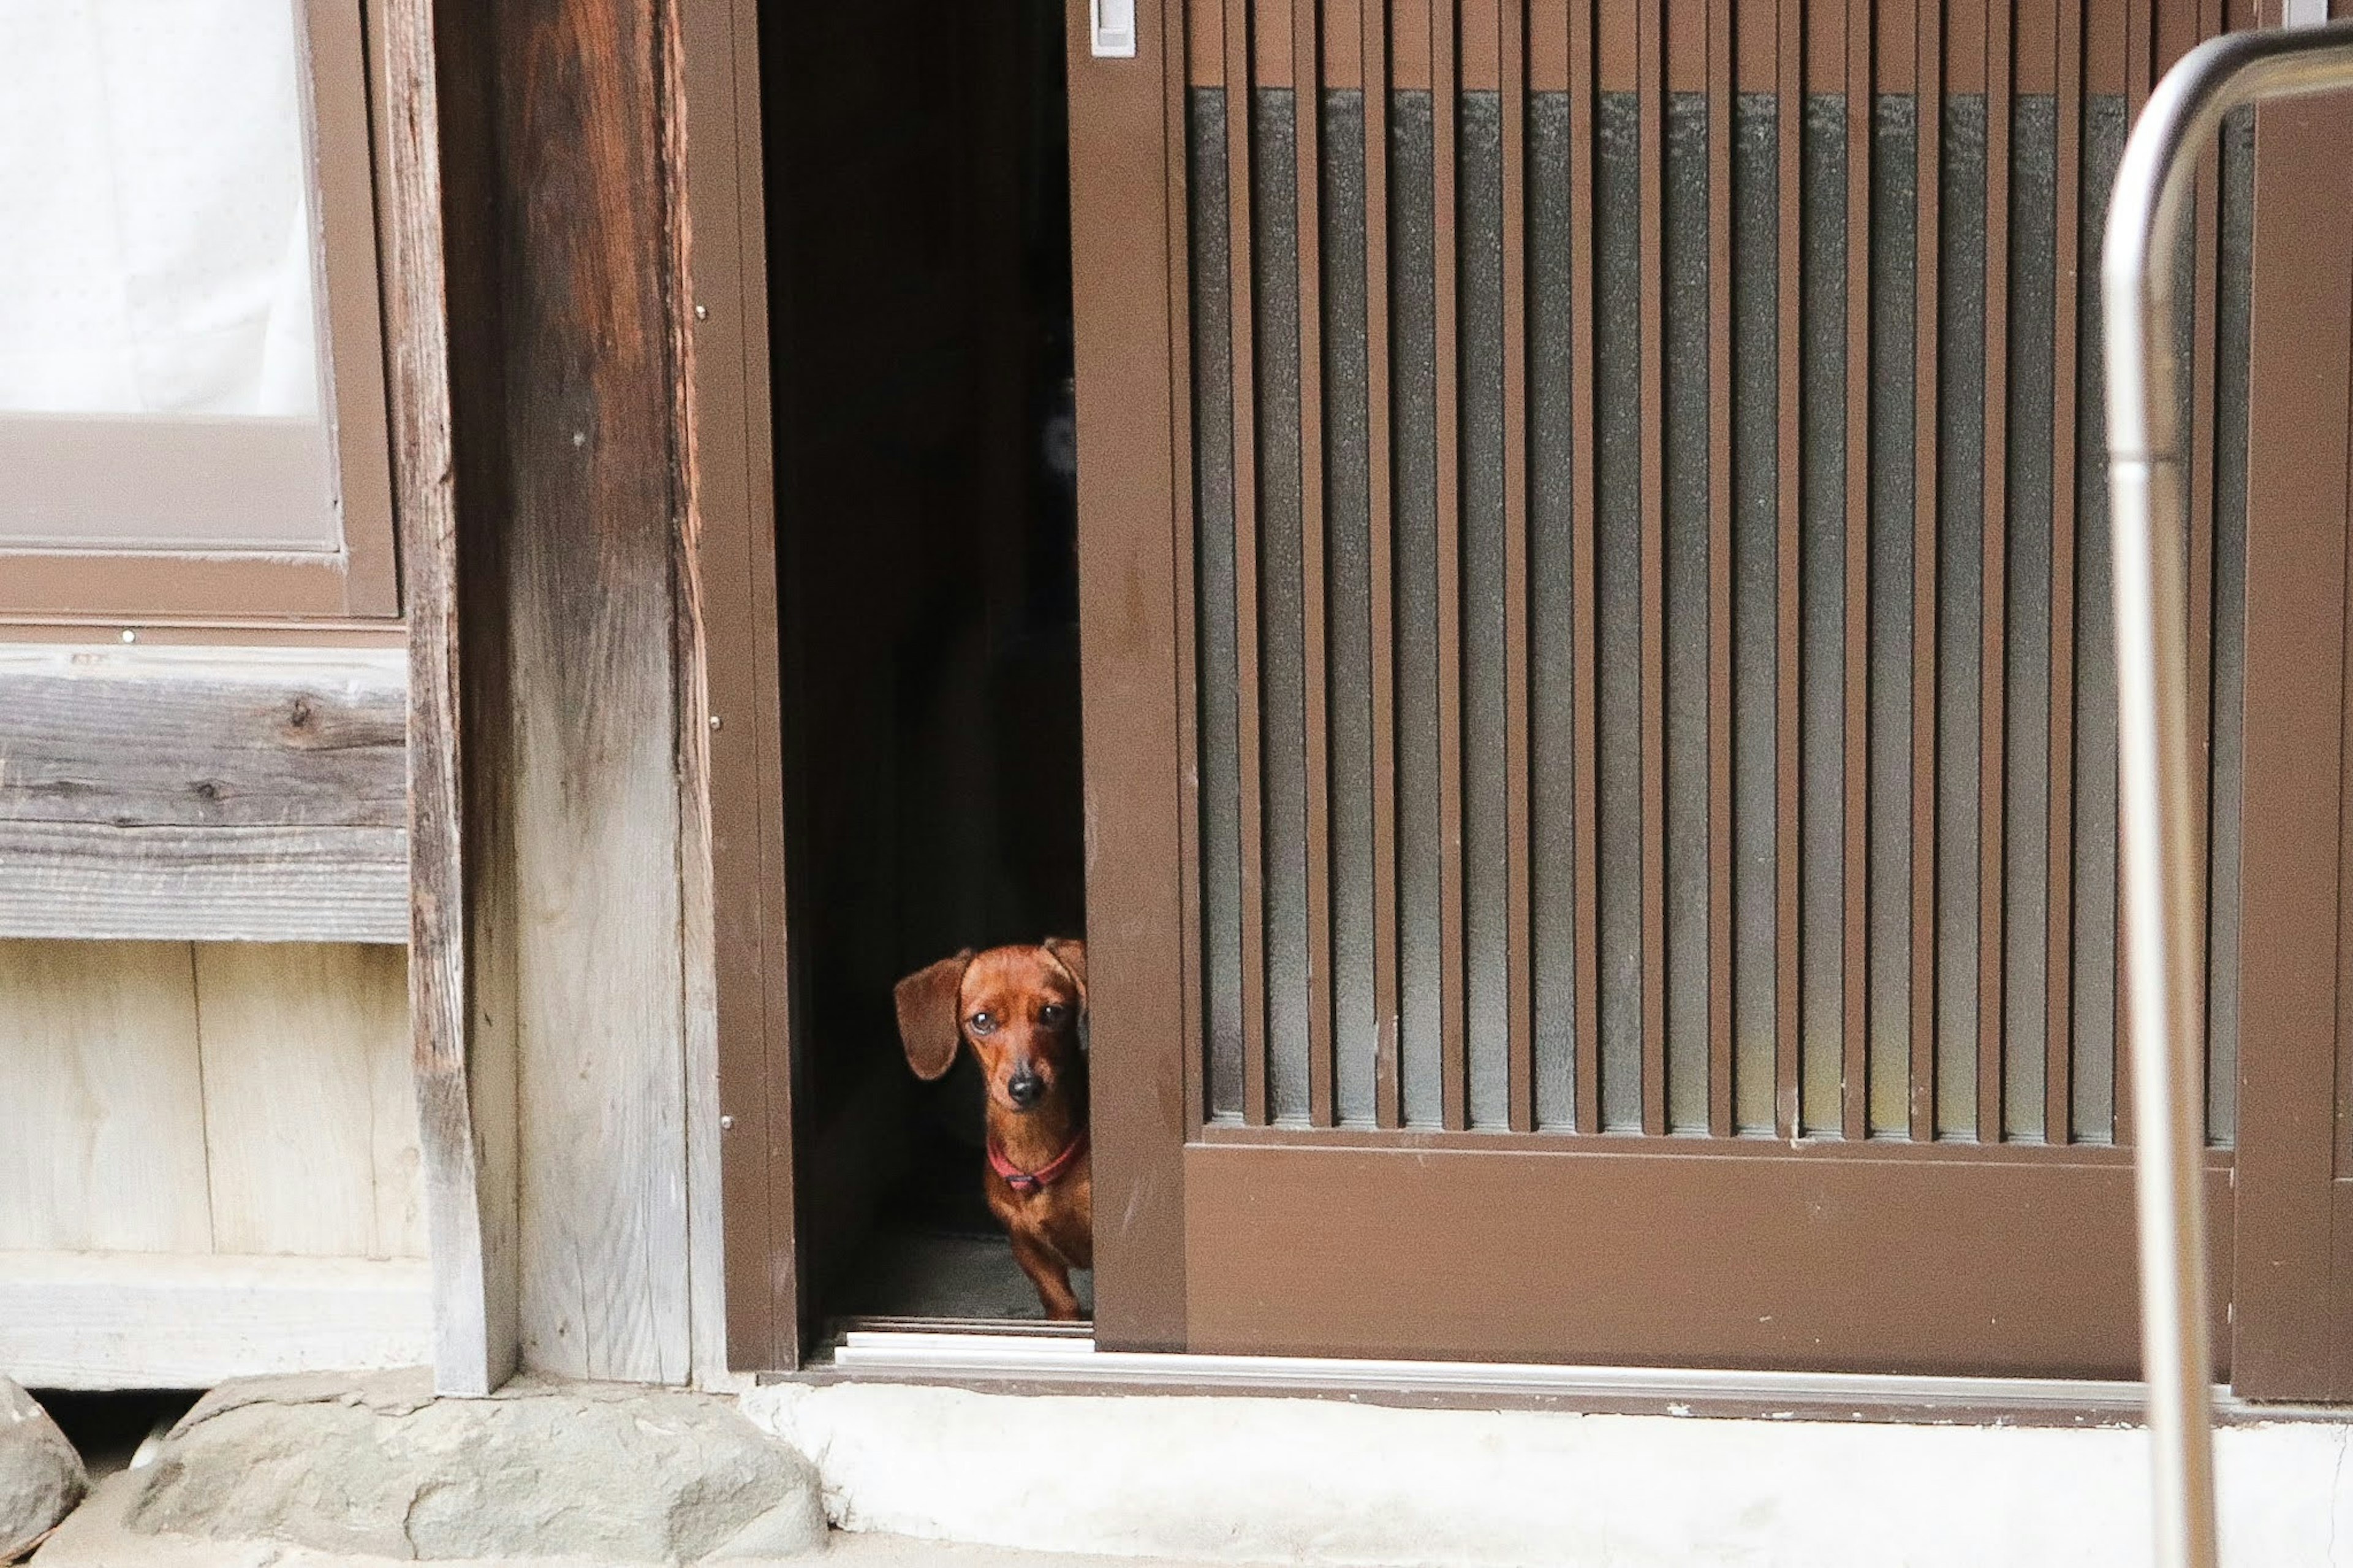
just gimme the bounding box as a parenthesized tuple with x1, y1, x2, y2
(1503, 0, 1538, 1135)
(1842, 0, 1871, 1140)
(1775, 0, 1802, 1142)
(1573, 0, 1605, 1137)
(2183, 0, 2219, 1146)
(2232, 94, 2353, 1401)
(1224, 0, 1271, 1127)
(1366, 0, 1406, 1134)
(1172, 0, 1210, 1140)
(1977, 0, 2010, 1145)
(1436, 0, 1471, 1133)
(1640, 0, 1670, 1137)
(2046, 0, 2081, 1147)
(1708, 0, 1737, 1139)
(1910, 0, 1942, 1144)
(1296, 0, 1339, 1130)
(1068, 0, 1191, 1350)
(670, 0, 797, 1375)
(1184, 1140, 2232, 1373)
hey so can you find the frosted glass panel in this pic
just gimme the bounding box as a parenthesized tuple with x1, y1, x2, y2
(0, 0, 339, 552)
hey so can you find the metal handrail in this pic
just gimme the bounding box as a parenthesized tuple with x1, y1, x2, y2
(2104, 20, 2353, 1568)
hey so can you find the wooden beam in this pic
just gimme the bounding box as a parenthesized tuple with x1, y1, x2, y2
(0, 1251, 432, 1391)
(0, 646, 406, 830)
(395, 0, 697, 1390)
(385, 0, 520, 1395)
(0, 824, 407, 943)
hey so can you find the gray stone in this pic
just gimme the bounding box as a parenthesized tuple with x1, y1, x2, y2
(0, 1376, 87, 1562)
(124, 1373, 821, 1564)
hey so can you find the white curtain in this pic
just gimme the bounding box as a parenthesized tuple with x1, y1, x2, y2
(0, 0, 320, 419)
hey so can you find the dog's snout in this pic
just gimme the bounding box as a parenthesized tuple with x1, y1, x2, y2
(1006, 1068, 1045, 1108)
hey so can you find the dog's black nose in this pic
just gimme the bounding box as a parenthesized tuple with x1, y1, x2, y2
(1007, 1070, 1044, 1108)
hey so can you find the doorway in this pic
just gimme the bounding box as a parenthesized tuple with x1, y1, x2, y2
(759, 0, 1085, 1334)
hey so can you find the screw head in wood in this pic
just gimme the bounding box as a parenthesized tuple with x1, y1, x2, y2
(719, 1115, 735, 1131)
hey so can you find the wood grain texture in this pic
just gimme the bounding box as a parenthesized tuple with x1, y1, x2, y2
(665, 0, 790, 1384)
(0, 824, 407, 944)
(384, 0, 519, 1394)
(194, 944, 425, 1260)
(0, 941, 211, 1253)
(0, 1251, 431, 1390)
(496, 0, 691, 1385)
(0, 645, 406, 829)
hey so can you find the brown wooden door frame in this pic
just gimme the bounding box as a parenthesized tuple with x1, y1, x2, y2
(2232, 86, 2353, 1404)
(675, 0, 801, 1375)
(1068, 0, 1195, 1354)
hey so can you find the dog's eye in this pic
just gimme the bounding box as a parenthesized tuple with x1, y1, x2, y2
(969, 1011, 996, 1036)
(1040, 1004, 1066, 1026)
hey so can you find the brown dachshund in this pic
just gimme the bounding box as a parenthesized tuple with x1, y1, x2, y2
(895, 939, 1093, 1319)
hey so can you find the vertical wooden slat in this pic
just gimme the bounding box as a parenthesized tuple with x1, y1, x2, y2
(1841, 0, 1873, 1138)
(1504, 0, 1539, 1133)
(1225, 0, 1270, 1127)
(1572, 0, 1606, 1134)
(1175, 0, 1210, 1143)
(1909, 0, 1941, 1142)
(1640, 0, 1670, 1137)
(1708, 0, 1737, 1138)
(2112, 0, 2151, 1162)
(1775, 0, 1803, 1141)
(1974, 0, 2009, 1143)
(2047, 0, 2082, 1145)
(1435, 0, 1471, 1131)
(1296, 0, 1336, 1131)
(2184, 0, 2219, 1145)
(1370, 0, 1406, 1133)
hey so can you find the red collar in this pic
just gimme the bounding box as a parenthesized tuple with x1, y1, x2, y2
(988, 1131, 1088, 1195)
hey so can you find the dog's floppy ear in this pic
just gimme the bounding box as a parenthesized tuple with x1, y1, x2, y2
(1042, 936, 1087, 1002)
(894, 950, 972, 1081)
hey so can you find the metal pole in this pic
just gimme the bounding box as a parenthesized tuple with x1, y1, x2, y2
(2104, 20, 2353, 1568)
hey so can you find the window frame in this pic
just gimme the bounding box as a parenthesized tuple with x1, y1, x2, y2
(0, 0, 398, 626)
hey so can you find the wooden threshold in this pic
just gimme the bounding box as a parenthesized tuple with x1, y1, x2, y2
(790, 1327, 2353, 1429)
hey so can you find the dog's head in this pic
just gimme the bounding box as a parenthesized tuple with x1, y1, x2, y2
(893, 937, 1086, 1114)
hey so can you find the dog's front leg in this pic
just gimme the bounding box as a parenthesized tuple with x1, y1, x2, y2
(1009, 1230, 1084, 1320)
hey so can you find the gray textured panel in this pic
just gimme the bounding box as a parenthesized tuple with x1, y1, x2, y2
(1322, 89, 1378, 1127)
(1799, 93, 1847, 1134)
(1665, 93, 1712, 1132)
(2072, 93, 2126, 1145)
(1732, 94, 1780, 1134)
(2208, 104, 2253, 1148)
(1936, 93, 1986, 1138)
(1390, 89, 1445, 1127)
(1189, 88, 1246, 1122)
(1868, 94, 1917, 1136)
(1253, 88, 1311, 1124)
(1530, 91, 1578, 1129)
(1597, 91, 1643, 1131)
(1460, 89, 1512, 1128)
(2004, 94, 2058, 1142)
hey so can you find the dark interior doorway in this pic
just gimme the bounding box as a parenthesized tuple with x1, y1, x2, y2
(759, 0, 1085, 1330)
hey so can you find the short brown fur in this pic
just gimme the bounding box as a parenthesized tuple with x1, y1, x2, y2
(893, 939, 1093, 1319)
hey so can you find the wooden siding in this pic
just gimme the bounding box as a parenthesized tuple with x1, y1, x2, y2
(0, 938, 430, 1388)
(0, 941, 423, 1259)
(0, 646, 409, 944)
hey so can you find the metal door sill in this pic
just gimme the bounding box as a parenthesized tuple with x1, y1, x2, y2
(792, 1327, 2253, 1425)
